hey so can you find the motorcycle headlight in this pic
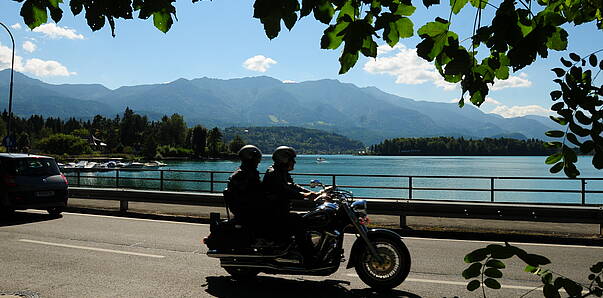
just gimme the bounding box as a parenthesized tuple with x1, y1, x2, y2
(351, 200, 367, 216)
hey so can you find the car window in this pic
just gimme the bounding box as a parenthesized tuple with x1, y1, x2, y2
(3, 158, 61, 176)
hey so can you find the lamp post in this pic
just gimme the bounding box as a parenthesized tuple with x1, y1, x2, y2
(0, 22, 15, 152)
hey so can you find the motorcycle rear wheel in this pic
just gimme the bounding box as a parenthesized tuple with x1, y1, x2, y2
(224, 267, 260, 280)
(354, 237, 411, 291)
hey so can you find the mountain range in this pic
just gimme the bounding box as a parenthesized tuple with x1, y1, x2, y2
(0, 70, 557, 145)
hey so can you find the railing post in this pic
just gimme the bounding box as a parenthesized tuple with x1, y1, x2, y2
(115, 169, 120, 188)
(160, 170, 164, 191)
(581, 179, 586, 205)
(210, 172, 214, 193)
(491, 178, 495, 203)
(408, 177, 412, 200)
(76, 170, 81, 186)
(120, 199, 128, 213)
(332, 175, 336, 187)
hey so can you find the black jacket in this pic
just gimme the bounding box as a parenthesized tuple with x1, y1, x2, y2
(262, 164, 310, 215)
(224, 164, 263, 219)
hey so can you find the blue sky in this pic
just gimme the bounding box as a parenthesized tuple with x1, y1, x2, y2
(0, 0, 601, 118)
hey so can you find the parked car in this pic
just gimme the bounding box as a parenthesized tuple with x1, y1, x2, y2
(0, 153, 69, 216)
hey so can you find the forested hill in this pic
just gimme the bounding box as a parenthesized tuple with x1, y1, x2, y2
(369, 137, 555, 156)
(223, 127, 364, 154)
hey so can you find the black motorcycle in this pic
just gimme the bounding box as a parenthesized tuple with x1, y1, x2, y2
(203, 180, 411, 290)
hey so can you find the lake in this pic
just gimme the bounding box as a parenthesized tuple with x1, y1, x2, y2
(74, 155, 603, 205)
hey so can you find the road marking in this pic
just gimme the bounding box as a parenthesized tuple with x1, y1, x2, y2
(345, 274, 541, 291)
(27, 210, 600, 250)
(19, 239, 165, 258)
(404, 237, 603, 250)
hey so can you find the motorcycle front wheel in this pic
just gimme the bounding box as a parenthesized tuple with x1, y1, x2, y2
(224, 267, 260, 280)
(354, 237, 411, 291)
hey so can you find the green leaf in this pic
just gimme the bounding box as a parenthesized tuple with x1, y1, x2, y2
(152, 11, 173, 33)
(594, 151, 603, 170)
(484, 268, 503, 278)
(549, 116, 567, 125)
(543, 283, 561, 298)
(560, 57, 572, 67)
(569, 53, 581, 62)
(589, 54, 598, 67)
(550, 161, 563, 173)
(321, 21, 349, 49)
(467, 279, 481, 291)
(551, 68, 566, 77)
(541, 271, 553, 284)
(450, 0, 469, 14)
(487, 244, 514, 259)
(551, 101, 564, 110)
(21, 0, 49, 29)
(484, 278, 501, 289)
(575, 111, 592, 125)
(462, 263, 483, 279)
(338, 51, 359, 74)
(560, 279, 583, 297)
(469, 0, 487, 9)
(545, 130, 564, 138)
(581, 140, 595, 154)
(396, 17, 414, 38)
(546, 28, 568, 50)
(422, 0, 440, 8)
(394, 3, 416, 16)
(562, 147, 577, 163)
(563, 163, 580, 178)
(314, 0, 335, 24)
(464, 248, 489, 263)
(545, 153, 562, 165)
(544, 141, 562, 148)
(417, 19, 449, 37)
(591, 262, 603, 273)
(524, 265, 540, 273)
(485, 259, 506, 269)
(566, 133, 581, 146)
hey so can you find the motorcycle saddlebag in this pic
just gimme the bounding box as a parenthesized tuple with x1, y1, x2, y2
(206, 218, 253, 250)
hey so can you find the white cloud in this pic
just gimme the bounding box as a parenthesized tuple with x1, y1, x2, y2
(364, 44, 457, 91)
(0, 44, 75, 77)
(10, 23, 22, 30)
(33, 23, 84, 39)
(243, 55, 277, 72)
(491, 72, 532, 91)
(484, 96, 501, 105)
(282, 80, 297, 83)
(489, 104, 551, 118)
(22, 41, 36, 53)
(24, 59, 76, 76)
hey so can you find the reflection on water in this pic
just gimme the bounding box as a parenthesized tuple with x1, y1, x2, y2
(68, 155, 603, 204)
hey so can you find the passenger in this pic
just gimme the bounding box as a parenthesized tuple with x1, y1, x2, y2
(223, 145, 264, 230)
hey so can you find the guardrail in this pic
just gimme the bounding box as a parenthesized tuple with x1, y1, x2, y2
(68, 187, 603, 236)
(64, 168, 603, 205)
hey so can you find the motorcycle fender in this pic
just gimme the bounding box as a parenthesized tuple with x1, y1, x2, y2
(346, 229, 403, 269)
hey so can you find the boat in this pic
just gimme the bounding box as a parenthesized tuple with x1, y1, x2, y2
(316, 157, 327, 163)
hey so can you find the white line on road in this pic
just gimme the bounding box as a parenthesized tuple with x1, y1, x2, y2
(19, 239, 165, 258)
(345, 274, 541, 291)
(30, 209, 599, 250)
(404, 237, 603, 250)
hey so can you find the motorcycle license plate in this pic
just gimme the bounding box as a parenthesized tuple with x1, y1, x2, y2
(35, 191, 55, 197)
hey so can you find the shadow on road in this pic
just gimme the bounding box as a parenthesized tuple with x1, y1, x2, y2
(0, 211, 61, 227)
(203, 275, 421, 298)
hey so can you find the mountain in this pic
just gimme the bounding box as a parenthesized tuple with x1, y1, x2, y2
(223, 126, 364, 154)
(0, 70, 556, 144)
(0, 70, 117, 118)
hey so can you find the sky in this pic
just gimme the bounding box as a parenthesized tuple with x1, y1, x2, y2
(0, 0, 601, 119)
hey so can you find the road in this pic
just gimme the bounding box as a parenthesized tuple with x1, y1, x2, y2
(1, 210, 601, 297)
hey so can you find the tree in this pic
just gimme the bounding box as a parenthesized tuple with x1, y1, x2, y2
(37, 133, 92, 155)
(191, 125, 208, 157)
(228, 135, 246, 153)
(16, 132, 30, 152)
(207, 127, 223, 156)
(10, 0, 603, 176)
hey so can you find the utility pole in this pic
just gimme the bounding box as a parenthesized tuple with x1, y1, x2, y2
(0, 22, 15, 152)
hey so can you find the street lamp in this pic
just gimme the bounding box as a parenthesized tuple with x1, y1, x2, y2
(0, 22, 15, 152)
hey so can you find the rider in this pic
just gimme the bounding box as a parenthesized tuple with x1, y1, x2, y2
(223, 145, 264, 229)
(262, 146, 319, 262)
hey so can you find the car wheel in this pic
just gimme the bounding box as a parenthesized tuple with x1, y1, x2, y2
(47, 207, 63, 216)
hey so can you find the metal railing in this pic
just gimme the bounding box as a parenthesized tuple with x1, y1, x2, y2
(64, 168, 603, 206)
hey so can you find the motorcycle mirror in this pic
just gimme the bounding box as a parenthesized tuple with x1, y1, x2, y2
(309, 179, 322, 188)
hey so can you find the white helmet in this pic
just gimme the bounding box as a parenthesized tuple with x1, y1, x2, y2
(272, 146, 296, 164)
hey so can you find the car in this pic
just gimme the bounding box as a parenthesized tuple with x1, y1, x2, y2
(0, 153, 69, 216)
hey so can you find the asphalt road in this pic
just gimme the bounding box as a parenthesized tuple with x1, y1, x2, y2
(1, 210, 601, 298)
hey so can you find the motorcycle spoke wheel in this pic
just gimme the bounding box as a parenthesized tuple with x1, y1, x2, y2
(355, 238, 411, 291)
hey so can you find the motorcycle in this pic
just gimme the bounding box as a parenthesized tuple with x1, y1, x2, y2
(203, 180, 411, 290)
